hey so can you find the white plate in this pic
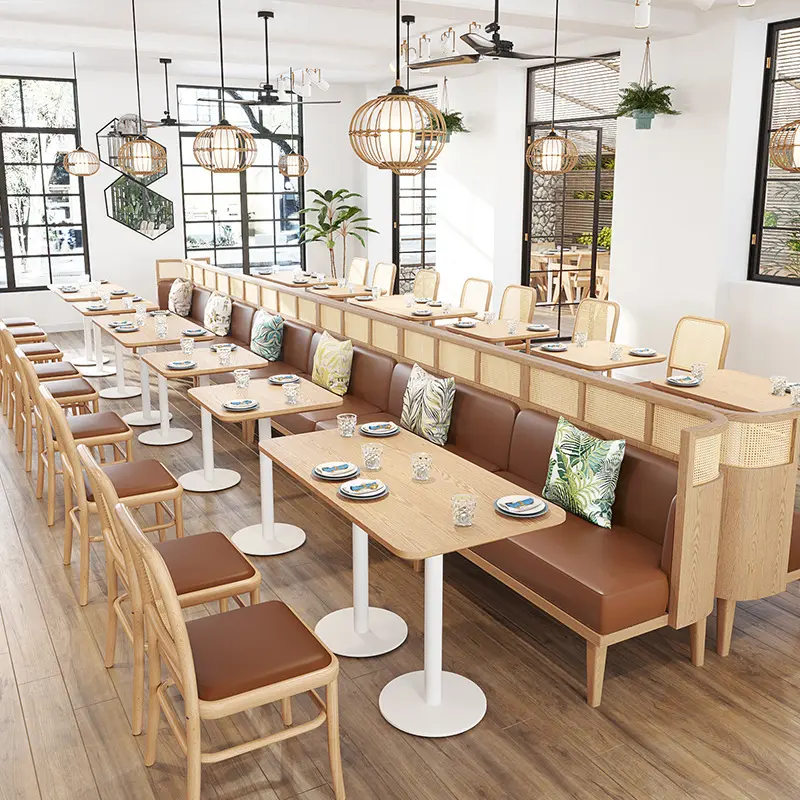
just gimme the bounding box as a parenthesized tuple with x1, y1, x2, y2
(182, 328, 206, 336)
(131, 296, 144, 302)
(167, 360, 197, 370)
(356, 296, 374, 302)
(494, 501, 548, 519)
(268, 373, 300, 385)
(310, 284, 331, 290)
(528, 324, 550, 331)
(666, 375, 700, 387)
(360, 422, 399, 436)
(339, 478, 387, 499)
(115, 325, 139, 333)
(60, 286, 78, 292)
(87, 304, 107, 311)
(428, 300, 443, 307)
(313, 461, 360, 479)
(110, 289, 128, 296)
(223, 399, 259, 412)
(210, 343, 238, 352)
(412, 309, 433, 317)
(629, 347, 657, 357)
(454, 320, 477, 328)
(540, 344, 567, 352)
(496, 495, 545, 514)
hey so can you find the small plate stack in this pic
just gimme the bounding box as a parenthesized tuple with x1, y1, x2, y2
(453, 319, 476, 328)
(313, 461, 360, 481)
(629, 347, 656, 357)
(528, 323, 550, 332)
(110, 289, 128, 296)
(223, 398, 259, 412)
(338, 478, 388, 501)
(167, 359, 197, 371)
(210, 343, 237, 352)
(268, 373, 300, 385)
(360, 421, 400, 438)
(540, 343, 567, 352)
(666, 375, 700, 387)
(182, 327, 207, 336)
(494, 495, 548, 519)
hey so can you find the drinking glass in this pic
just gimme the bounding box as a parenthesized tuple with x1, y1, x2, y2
(442, 302, 452, 314)
(452, 494, 478, 527)
(770, 375, 788, 396)
(410, 452, 433, 482)
(405, 292, 415, 308)
(609, 344, 623, 362)
(575, 331, 588, 348)
(100, 291, 111, 306)
(234, 368, 251, 390)
(371, 286, 381, 300)
(122, 297, 134, 310)
(790, 385, 800, 406)
(181, 337, 195, 355)
(691, 362, 707, 383)
(337, 413, 357, 437)
(283, 383, 299, 405)
(155, 320, 168, 340)
(361, 443, 384, 471)
(506, 319, 519, 336)
(135, 309, 146, 328)
(484, 311, 497, 325)
(337, 277, 347, 289)
(217, 345, 233, 367)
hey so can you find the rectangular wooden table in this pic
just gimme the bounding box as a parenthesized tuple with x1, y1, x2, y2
(306, 283, 372, 300)
(254, 270, 323, 288)
(188, 378, 342, 552)
(139, 346, 270, 447)
(532, 340, 666, 371)
(650, 369, 794, 413)
(347, 295, 478, 323)
(263, 428, 565, 738)
(48, 282, 131, 303)
(443, 319, 557, 354)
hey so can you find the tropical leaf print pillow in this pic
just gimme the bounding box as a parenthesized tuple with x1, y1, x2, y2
(400, 363, 456, 446)
(250, 310, 283, 361)
(543, 416, 626, 528)
(167, 277, 192, 316)
(311, 331, 353, 396)
(203, 291, 232, 336)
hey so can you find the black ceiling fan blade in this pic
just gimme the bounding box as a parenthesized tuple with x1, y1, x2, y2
(460, 32, 495, 54)
(409, 53, 480, 69)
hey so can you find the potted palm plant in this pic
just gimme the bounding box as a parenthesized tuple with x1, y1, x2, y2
(618, 38, 680, 130)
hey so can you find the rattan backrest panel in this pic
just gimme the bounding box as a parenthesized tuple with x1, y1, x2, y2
(584, 385, 647, 442)
(721, 419, 794, 468)
(573, 299, 619, 342)
(669, 316, 730, 374)
(480, 352, 521, 396)
(298, 297, 318, 325)
(652, 406, 709, 455)
(529, 368, 580, 418)
(439, 341, 477, 381)
(373, 262, 397, 296)
(693, 434, 722, 486)
(413, 269, 440, 300)
(405, 329, 436, 368)
(499, 285, 535, 323)
(460, 278, 493, 313)
(348, 257, 369, 285)
(320, 305, 343, 333)
(372, 320, 400, 354)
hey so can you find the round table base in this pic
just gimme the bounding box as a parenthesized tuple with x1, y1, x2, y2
(138, 428, 193, 446)
(73, 355, 110, 367)
(315, 608, 408, 658)
(379, 671, 487, 738)
(99, 386, 142, 400)
(80, 364, 117, 378)
(232, 523, 306, 556)
(122, 410, 171, 427)
(179, 468, 241, 493)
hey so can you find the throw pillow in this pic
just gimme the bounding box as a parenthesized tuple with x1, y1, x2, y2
(250, 310, 283, 361)
(311, 331, 353, 396)
(400, 363, 455, 446)
(203, 291, 232, 336)
(542, 416, 626, 529)
(167, 277, 192, 316)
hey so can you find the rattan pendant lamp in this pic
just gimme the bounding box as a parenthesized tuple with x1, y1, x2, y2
(194, 0, 257, 173)
(117, 0, 168, 177)
(770, 122, 800, 173)
(526, 0, 578, 175)
(63, 53, 100, 177)
(349, 0, 446, 175)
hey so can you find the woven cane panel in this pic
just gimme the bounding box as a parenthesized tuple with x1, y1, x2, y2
(260, 287, 278, 312)
(216, 273, 230, 295)
(278, 293, 297, 319)
(480, 353, 521, 396)
(529, 368, 579, 417)
(671, 318, 727, 373)
(229, 278, 244, 300)
(692, 434, 721, 486)
(439, 341, 476, 381)
(372, 321, 399, 354)
(344, 312, 370, 343)
(404, 329, 435, 367)
(244, 281, 259, 306)
(585, 386, 647, 442)
(652, 406, 707, 455)
(721, 420, 794, 468)
(297, 298, 317, 325)
(574, 299, 614, 341)
(191, 264, 203, 283)
(201, 269, 215, 290)
(500, 286, 535, 323)
(320, 305, 343, 334)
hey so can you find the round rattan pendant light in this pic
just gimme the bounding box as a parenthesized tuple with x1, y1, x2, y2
(349, 0, 446, 176)
(194, 0, 256, 173)
(770, 120, 800, 173)
(278, 151, 309, 177)
(117, 0, 167, 177)
(63, 53, 100, 177)
(526, 0, 578, 175)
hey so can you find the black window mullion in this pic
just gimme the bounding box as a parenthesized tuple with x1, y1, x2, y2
(0, 133, 16, 289)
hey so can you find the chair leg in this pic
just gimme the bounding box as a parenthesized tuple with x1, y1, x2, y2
(716, 598, 736, 657)
(78, 508, 90, 606)
(35, 437, 45, 499)
(186, 711, 203, 800)
(250, 587, 260, 605)
(219, 597, 229, 613)
(46, 449, 57, 527)
(173, 494, 184, 538)
(24, 414, 33, 472)
(125, 438, 133, 462)
(326, 679, 346, 800)
(586, 641, 607, 708)
(104, 562, 119, 669)
(131, 610, 146, 737)
(62, 481, 74, 565)
(144, 630, 161, 766)
(689, 619, 706, 667)
(281, 697, 293, 727)
(154, 502, 165, 541)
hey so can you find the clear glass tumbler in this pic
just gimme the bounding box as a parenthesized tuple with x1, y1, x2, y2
(410, 452, 433, 482)
(234, 368, 251, 390)
(770, 375, 788, 396)
(609, 344, 623, 362)
(337, 413, 357, 437)
(575, 331, 588, 348)
(180, 337, 195, 355)
(284, 383, 299, 405)
(691, 362, 707, 383)
(452, 494, 478, 527)
(361, 443, 384, 471)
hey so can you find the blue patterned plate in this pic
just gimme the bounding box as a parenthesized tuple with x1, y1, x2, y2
(494, 499, 548, 519)
(453, 320, 477, 328)
(268, 373, 300, 385)
(528, 323, 550, 331)
(360, 421, 400, 437)
(356, 296, 374, 301)
(412, 309, 433, 317)
(223, 398, 259, 412)
(540, 343, 567, 352)
(115, 325, 139, 333)
(666, 375, 700, 387)
(60, 285, 78, 293)
(496, 495, 546, 515)
(313, 462, 360, 481)
(310, 284, 331, 290)
(167, 359, 197, 370)
(629, 347, 657, 357)
(182, 328, 207, 336)
(428, 300, 443, 307)
(339, 478, 388, 499)
(210, 343, 237, 352)
(87, 304, 108, 311)
(415, 297, 431, 304)
(110, 289, 128, 296)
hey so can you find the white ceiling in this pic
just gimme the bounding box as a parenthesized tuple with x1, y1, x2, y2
(0, 0, 751, 85)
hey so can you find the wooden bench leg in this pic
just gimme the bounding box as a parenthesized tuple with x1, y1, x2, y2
(586, 641, 607, 707)
(689, 619, 706, 666)
(716, 598, 736, 657)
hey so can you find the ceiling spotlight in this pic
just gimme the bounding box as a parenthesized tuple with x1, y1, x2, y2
(291, 70, 312, 98)
(634, 0, 651, 29)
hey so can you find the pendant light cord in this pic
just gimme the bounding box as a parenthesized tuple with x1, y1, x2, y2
(405, 17, 411, 88)
(72, 52, 83, 146)
(264, 14, 271, 87)
(395, 0, 401, 86)
(217, 0, 226, 119)
(550, 0, 559, 131)
(131, 0, 144, 134)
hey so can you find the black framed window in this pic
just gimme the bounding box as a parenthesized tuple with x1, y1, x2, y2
(0, 76, 90, 292)
(749, 18, 800, 285)
(177, 85, 304, 274)
(392, 85, 438, 294)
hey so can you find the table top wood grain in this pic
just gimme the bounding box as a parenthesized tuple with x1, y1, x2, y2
(306, 283, 372, 300)
(532, 340, 666, 371)
(262, 428, 566, 560)
(142, 344, 270, 378)
(73, 299, 157, 317)
(254, 270, 322, 288)
(443, 319, 557, 344)
(346, 295, 478, 323)
(93, 313, 215, 349)
(48, 282, 131, 302)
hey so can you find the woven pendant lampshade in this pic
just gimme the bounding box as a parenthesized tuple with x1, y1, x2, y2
(770, 120, 800, 173)
(194, 121, 257, 173)
(278, 150, 309, 177)
(118, 134, 168, 177)
(64, 146, 101, 177)
(526, 131, 579, 175)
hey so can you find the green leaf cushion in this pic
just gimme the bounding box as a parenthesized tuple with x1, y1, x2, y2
(400, 363, 456, 446)
(311, 331, 353, 396)
(250, 310, 283, 361)
(167, 277, 192, 316)
(203, 291, 232, 336)
(543, 417, 626, 529)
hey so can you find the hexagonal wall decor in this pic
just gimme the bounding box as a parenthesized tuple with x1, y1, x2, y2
(105, 176, 174, 240)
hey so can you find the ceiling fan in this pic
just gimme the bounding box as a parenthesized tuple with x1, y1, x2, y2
(198, 11, 340, 107)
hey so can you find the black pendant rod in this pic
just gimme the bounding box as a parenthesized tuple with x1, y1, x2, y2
(264, 12, 271, 86)
(161, 58, 172, 117)
(71, 52, 83, 146)
(395, 0, 401, 85)
(403, 15, 414, 88)
(550, 0, 559, 130)
(217, 0, 227, 119)
(131, 0, 145, 134)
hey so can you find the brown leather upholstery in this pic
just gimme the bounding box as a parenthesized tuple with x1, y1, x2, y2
(84, 460, 178, 501)
(316, 411, 400, 432)
(282, 319, 315, 371)
(67, 411, 129, 440)
(187, 600, 332, 701)
(279, 395, 379, 435)
(507, 410, 559, 487)
(48, 378, 96, 399)
(19, 342, 60, 356)
(34, 361, 80, 380)
(155, 531, 256, 595)
(472, 519, 669, 635)
(2, 317, 36, 327)
(788, 511, 800, 572)
(444, 384, 518, 472)
(306, 332, 324, 374)
(228, 302, 256, 347)
(189, 287, 212, 326)
(157, 278, 172, 310)
(348, 346, 395, 409)
(387, 362, 414, 418)
(10, 325, 45, 339)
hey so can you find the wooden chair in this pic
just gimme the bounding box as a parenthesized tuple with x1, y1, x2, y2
(459, 278, 493, 315)
(115, 503, 346, 800)
(499, 285, 536, 323)
(573, 298, 620, 342)
(572, 268, 610, 303)
(5, 323, 47, 344)
(41, 386, 184, 606)
(347, 257, 369, 286)
(79, 446, 261, 736)
(667, 316, 731, 377)
(1, 316, 37, 327)
(372, 261, 397, 296)
(413, 268, 440, 300)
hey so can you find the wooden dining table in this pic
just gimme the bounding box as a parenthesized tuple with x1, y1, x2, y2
(347, 295, 477, 324)
(532, 340, 667, 372)
(443, 319, 557, 354)
(306, 283, 372, 300)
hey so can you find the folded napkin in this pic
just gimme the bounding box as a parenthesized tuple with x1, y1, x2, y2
(504, 497, 536, 509)
(318, 463, 352, 473)
(348, 481, 380, 492)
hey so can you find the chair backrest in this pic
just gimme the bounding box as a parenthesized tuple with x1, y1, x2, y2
(573, 298, 620, 342)
(347, 257, 369, 286)
(39, 385, 87, 507)
(460, 278, 493, 313)
(413, 269, 440, 300)
(499, 285, 536, 323)
(668, 315, 730, 376)
(14, 347, 38, 412)
(372, 262, 396, 296)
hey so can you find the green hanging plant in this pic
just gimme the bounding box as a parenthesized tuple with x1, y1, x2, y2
(442, 110, 469, 134)
(616, 82, 680, 118)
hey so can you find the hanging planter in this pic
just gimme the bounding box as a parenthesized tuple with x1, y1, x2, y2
(617, 39, 680, 130)
(440, 79, 469, 143)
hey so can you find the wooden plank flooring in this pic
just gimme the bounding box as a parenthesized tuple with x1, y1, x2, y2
(1, 329, 800, 799)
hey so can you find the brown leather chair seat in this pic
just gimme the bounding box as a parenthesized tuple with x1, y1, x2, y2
(34, 361, 80, 380)
(155, 531, 256, 595)
(19, 342, 61, 357)
(68, 411, 129, 440)
(471, 517, 670, 635)
(84, 460, 178, 501)
(279, 395, 381, 435)
(187, 600, 332, 702)
(10, 325, 45, 339)
(48, 377, 96, 398)
(2, 316, 36, 327)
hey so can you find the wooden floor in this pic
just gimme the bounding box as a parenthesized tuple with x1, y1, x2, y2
(4, 330, 800, 799)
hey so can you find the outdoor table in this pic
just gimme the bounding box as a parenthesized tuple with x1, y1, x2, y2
(263, 427, 565, 738)
(531, 339, 666, 371)
(443, 319, 557, 354)
(188, 377, 342, 552)
(347, 295, 478, 324)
